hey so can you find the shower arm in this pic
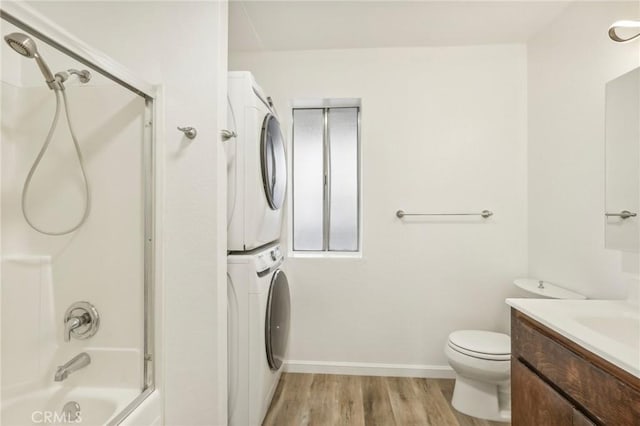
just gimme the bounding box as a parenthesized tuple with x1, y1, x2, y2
(608, 20, 640, 42)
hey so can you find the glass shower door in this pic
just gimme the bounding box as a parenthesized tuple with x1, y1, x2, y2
(0, 14, 155, 426)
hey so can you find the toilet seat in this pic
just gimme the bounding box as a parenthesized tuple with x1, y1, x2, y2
(447, 330, 510, 361)
(448, 342, 511, 361)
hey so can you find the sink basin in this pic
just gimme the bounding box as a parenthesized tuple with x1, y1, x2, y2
(575, 315, 640, 350)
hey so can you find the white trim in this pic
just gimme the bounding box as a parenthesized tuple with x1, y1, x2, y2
(1, 1, 155, 98)
(284, 360, 456, 379)
(288, 251, 362, 259)
(152, 84, 166, 425)
(291, 98, 361, 109)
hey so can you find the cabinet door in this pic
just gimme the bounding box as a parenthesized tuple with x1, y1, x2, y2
(512, 360, 574, 425)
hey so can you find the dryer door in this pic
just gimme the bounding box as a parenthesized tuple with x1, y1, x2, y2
(260, 114, 287, 210)
(265, 269, 290, 370)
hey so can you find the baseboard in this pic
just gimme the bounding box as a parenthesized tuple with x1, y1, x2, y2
(284, 360, 455, 379)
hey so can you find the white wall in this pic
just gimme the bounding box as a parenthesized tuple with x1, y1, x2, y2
(230, 45, 528, 373)
(605, 68, 639, 252)
(21, 1, 229, 424)
(527, 1, 640, 301)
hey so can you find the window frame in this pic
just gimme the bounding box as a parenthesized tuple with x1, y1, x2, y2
(289, 103, 362, 257)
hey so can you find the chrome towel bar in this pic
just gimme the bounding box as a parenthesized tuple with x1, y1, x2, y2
(396, 210, 494, 219)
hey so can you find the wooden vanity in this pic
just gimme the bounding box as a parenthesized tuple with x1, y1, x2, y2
(511, 309, 640, 425)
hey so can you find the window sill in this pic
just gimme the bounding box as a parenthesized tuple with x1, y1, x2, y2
(288, 251, 363, 260)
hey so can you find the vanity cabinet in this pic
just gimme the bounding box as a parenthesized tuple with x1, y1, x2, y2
(511, 309, 640, 425)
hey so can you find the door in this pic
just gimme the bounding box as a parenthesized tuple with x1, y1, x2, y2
(260, 114, 287, 210)
(265, 269, 290, 370)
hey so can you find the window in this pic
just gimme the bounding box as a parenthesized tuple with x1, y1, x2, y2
(292, 105, 360, 252)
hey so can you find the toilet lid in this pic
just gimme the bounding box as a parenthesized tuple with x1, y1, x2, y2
(448, 330, 511, 357)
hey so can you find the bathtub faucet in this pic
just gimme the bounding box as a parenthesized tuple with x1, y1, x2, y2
(54, 352, 91, 382)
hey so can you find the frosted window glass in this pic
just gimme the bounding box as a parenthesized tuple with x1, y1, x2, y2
(292, 109, 324, 250)
(328, 108, 359, 251)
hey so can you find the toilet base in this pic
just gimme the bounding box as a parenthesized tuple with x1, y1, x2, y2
(451, 374, 511, 423)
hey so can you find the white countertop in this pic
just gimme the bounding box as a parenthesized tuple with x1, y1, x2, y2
(506, 298, 640, 378)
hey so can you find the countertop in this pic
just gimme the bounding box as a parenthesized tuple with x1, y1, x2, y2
(506, 298, 640, 378)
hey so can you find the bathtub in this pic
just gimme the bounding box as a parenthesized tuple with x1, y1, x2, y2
(1, 385, 142, 425)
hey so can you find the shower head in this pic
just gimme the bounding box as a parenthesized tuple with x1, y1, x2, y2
(4, 32, 61, 90)
(609, 20, 640, 43)
(4, 32, 38, 57)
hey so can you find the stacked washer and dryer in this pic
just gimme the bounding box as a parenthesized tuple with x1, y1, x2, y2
(226, 71, 291, 426)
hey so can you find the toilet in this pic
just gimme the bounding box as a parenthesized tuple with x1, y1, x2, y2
(445, 330, 512, 422)
(444, 278, 586, 422)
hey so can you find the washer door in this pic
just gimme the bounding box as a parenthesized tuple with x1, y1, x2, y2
(260, 114, 287, 210)
(265, 269, 290, 370)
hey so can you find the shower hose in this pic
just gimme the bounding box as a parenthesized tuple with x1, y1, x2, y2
(22, 89, 90, 235)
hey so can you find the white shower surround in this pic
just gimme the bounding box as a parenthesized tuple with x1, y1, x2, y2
(0, 2, 163, 424)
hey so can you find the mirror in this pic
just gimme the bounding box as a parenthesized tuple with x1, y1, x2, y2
(605, 67, 640, 252)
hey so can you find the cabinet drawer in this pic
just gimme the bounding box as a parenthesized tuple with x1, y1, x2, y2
(511, 309, 640, 425)
(512, 360, 574, 426)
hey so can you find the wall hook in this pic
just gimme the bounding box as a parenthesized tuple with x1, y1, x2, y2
(177, 126, 197, 140)
(221, 129, 237, 141)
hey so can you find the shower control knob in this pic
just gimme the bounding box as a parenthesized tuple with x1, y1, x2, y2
(64, 301, 100, 342)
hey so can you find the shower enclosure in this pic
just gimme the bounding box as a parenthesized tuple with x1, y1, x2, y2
(1, 4, 157, 425)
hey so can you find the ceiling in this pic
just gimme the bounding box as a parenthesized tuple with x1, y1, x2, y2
(229, 1, 572, 52)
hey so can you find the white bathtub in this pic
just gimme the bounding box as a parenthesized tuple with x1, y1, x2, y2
(1, 385, 141, 426)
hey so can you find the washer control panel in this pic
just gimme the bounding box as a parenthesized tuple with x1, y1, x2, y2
(255, 245, 282, 275)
